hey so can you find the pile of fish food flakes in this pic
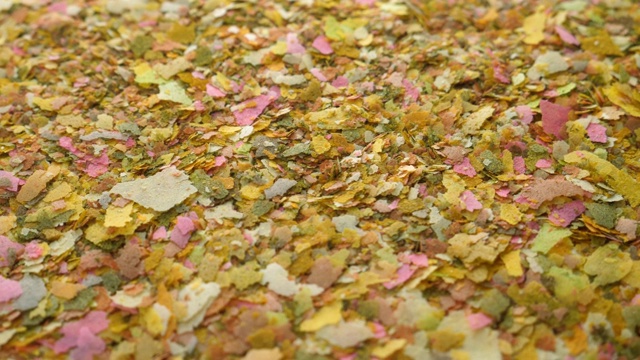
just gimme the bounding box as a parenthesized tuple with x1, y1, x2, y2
(1, 0, 640, 359)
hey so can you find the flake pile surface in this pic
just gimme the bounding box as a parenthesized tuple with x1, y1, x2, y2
(1, 0, 640, 359)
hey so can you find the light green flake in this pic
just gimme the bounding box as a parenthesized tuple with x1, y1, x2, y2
(531, 223, 572, 253)
(158, 81, 193, 106)
(583, 244, 633, 286)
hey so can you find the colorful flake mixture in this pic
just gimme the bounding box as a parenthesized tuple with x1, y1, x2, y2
(1, 0, 640, 359)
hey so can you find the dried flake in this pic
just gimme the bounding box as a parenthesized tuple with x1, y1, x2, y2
(519, 178, 584, 209)
(461, 106, 494, 134)
(104, 202, 133, 228)
(14, 275, 46, 311)
(540, 100, 571, 138)
(316, 320, 374, 348)
(56, 114, 85, 128)
(177, 278, 220, 333)
(603, 83, 640, 117)
(522, 12, 546, 45)
(0, 276, 22, 303)
(16, 165, 60, 203)
(564, 151, 640, 207)
(110, 166, 197, 212)
(264, 178, 297, 200)
(531, 223, 572, 254)
(50, 281, 86, 300)
(157, 81, 193, 106)
(584, 245, 632, 286)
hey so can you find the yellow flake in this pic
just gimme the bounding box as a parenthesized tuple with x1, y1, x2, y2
(522, 12, 546, 45)
(104, 203, 134, 228)
(0, 214, 17, 234)
(603, 83, 640, 117)
(299, 301, 342, 332)
(372, 339, 407, 359)
(216, 72, 233, 91)
(443, 173, 465, 206)
(32, 97, 55, 111)
(270, 41, 288, 55)
(311, 135, 331, 154)
(371, 138, 385, 153)
(96, 114, 114, 129)
(501, 250, 523, 277)
(564, 151, 640, 207)
(240, 184, 264, 200)
(43, 182, 72, 202)
(500, 203, 522, 225)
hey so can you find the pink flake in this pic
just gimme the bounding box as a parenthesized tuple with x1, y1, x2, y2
(496, 188, 510, 197)
(540, 100, 571, 139)
(515, 105, 533, 124)
(616, 219, 638, 240)
(310, 68, 328, 82)
(467, 312, 493, 330)
(373, 200, 393, 213)
(0, 275, 22, 303)
(48, 2, 67, 13)
(0, 235, 24, 267)
(25, 241, 43, 260)
(453, 157, 477, 177)
(555, 25, 580, 45)
(59, 137, 83, 157)
(170, 216, 195, 248)
(372, 322, 386, 338)
(206, 84, 226, 98)
(493, 64, 510, 84)
(513, 156, 526, 174)
(407, 254, 429, 267)
(383, 264, 415, 289)
(233, 87, 280, 126)
(152, 226, 167, 240)
(54, 311, 108, 360)
(83, 151, 109, 178)
(70, 327, 106, 360)
(388, 199, 399, 210)
(194, 100, 205, 111)
(59, 137, 109, 177)
(312, 36, 333, 55)
(0, 171, 24, 192)
(214, 156, 227, 167)
(460, 190, 483, 211)
(52, 199, 67, 210)
(286, 33, 306, 54)
(549, 200, 585, 227)
(535, 159, 552, 169)
(356, 0, 375, 5)
(192, 71, 205, 79)
(586, 123, 607, 143)
(402, 79, 420, 102)
(332, 76, 349, 88)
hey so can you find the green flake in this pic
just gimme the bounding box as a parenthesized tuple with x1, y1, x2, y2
(586, 203, 618, 229)
(282, 143, 310, 157)
(131, 35, 154, 58)
(531, 223, 572, 253)
(547, 266, 593, 305)
(158, 81, 193, 106)
(583, 244, 632, 286)
(252, 200, 274, 217)
(64, 288, 97, 311)
(193, 46, 213, 67)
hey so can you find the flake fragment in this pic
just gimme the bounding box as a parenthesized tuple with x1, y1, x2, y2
(110, 167, 197, 212)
